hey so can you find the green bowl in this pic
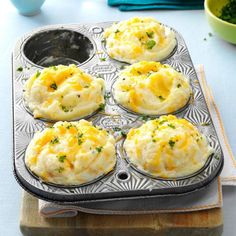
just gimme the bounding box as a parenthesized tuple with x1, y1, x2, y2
(205, 0, 236, 44)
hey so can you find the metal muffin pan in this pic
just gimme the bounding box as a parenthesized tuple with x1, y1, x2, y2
(12, 22, 223, 203)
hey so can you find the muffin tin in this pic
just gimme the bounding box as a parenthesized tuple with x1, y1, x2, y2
(12, 22, 223, 203)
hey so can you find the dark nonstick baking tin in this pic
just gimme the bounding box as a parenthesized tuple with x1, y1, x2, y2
(12, 22, 223, 203)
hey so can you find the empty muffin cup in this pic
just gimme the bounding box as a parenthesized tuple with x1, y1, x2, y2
(23, 29, 95, 67)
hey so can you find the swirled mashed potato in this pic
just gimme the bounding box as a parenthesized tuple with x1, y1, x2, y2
(103, 17, 176, 64)
(124, 115, 213, 178)
(24, 64, 105, 121)
(25, 120, 116, 185)
(113, 61, 191, 115)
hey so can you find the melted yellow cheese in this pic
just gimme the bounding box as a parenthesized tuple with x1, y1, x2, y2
(24, 64, 105, 121)
(104, 17, 176, 64)
(113, 61, 192, 115)
(25, 120, 116, 185)
(124, 115, 213, 178)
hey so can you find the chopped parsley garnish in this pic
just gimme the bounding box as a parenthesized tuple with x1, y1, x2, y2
(146, 31, 154, 38)
(57, 167, 64, 173)
(152, 139, 156, 142)
(177, 83, 182, 88)
(219, 0, 236, 24)
(50, 82, 57, 90)
(58, 155, 66, 163)
(96, 146, 103, 153)
(17, 66, 23, 72)
(115, 29, 120, 33)
(98, 103, 105, 111)
(168, 124, 176, 129)
(61, 105, 70, 112)
(35, 71, 41, 78)
(146, 40, 156, 49)
(50, 137, 59, 144)
(53, 66, 58, 70)
(84, 85, 89, 88)
(101, 39, 106, 44)
(100, 57, 106, 62)
(158, 95, 164, 101)
(168, 140, 175, 148)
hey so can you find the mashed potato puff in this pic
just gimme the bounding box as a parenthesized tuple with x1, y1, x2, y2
(24, 64, 105, 121)
(113, 61, 191, 115)
(25, 120, 116, 185)
(104, 17, 176, 64)
(124, 115, 213, 178)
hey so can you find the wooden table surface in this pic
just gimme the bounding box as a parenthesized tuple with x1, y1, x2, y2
(20, 191, 223, 236)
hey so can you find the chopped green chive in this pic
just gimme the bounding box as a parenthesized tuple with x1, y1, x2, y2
(208, 32, 213, 37)
(98, 103, 105, 111)
(100, 57, 106, 62)
(169, 140, 175, 149)
(61, 105, 70, 112)
(66, 124, 72, 129)
(120, 65, 125, 70)
(168, 124, 176, 129)
(152, 139, 156, 143)
(104, 92, 111, 99)
(113, 127, 121, 131)
(146, 40, 156, 49)
(50, 137, 59, 144)
(58, 155, 66, 163)
(115, 29, 120, 33)
(146, 31, 154, 38)
(96, 146, 103, 153)
(50, 82, 57, 90)
(57, 167, 64, 173)
(78, 139, 83, 145)
(121, 131, 127, 138)
(159, 120, 168, 125)
(140, 115, 149, 121)
(177, 83, 182, 88)
(35, 71, 41, 78)
(17, 66, 23, 72)
(158, 95, 165, 101)
(77, 133, 83, 145)
(201, 122, 210, 126)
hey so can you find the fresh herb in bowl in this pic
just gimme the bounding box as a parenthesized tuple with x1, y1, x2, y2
(219, 0, 236, 24)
